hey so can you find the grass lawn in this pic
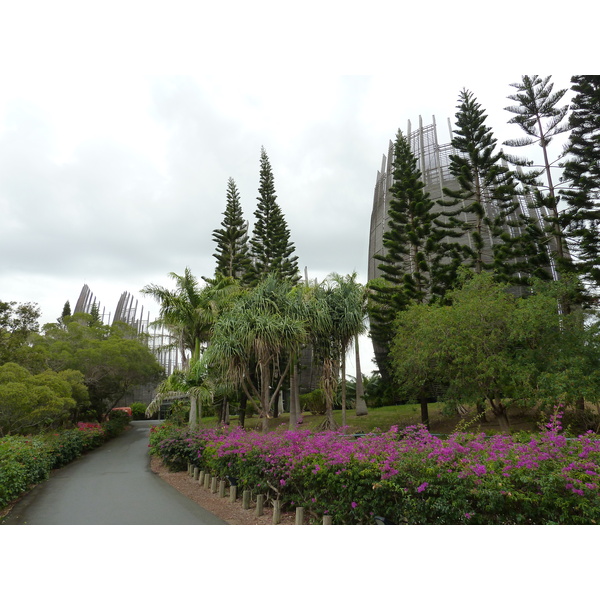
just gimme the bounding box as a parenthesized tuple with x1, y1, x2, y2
(192, 402, 542, 435)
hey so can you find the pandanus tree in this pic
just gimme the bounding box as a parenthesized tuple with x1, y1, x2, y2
(201, 274, 307, 432)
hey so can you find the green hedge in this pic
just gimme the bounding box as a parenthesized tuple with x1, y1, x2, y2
(0, 416, 131, 512)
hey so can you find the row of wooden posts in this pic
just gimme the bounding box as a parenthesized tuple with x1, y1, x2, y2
(187, 463, 334, 525)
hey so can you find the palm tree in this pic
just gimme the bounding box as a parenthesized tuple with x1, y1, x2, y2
(308, 273, 368, 429)
(142, 271, 240, 366)
(328, 273, 368, 426)
(141, 271, 241, 427)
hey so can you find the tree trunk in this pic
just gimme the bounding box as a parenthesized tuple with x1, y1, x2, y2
(489, 397, 510, 434)
(341, 354, 347, 427)
(354, 334, 368, 416)
(188, 396, 198, 430)
(420, 398, 429, 430)
(260, 361, 271, 432)
(289, 358, 298, 430)
(220, 398, 229, 426)
(322, 358, 337, 430)
(238, 394, 247, 428)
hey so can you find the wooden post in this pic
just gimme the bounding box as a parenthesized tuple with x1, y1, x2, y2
(204, 473, 210, 489)
(187, 463, 192, 476)
(273, 500, 281, 524)
(230, 486, 237, 503)
(256, 494, 264, 516)
(295, 507, 304, 525)
(198, 470, 205, 484)
(211, 476, 217, 493)
(242, 490, 251, 509)
(193, 467, 199, 480)
(218, 480, 226, 498)
(323, 515, 333, 525)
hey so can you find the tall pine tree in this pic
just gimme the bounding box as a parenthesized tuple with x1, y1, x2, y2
(369, 129, 451, 405)
(439, 89, 537, 285)
(248, 147, 300, 284)
(504, 75, 571, 272)
(372, 130, 444, 304)
(560, 75, 600, 297)
(212, 177, 252, 282)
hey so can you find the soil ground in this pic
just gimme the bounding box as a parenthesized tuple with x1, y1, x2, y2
(150, 456, 296, 525)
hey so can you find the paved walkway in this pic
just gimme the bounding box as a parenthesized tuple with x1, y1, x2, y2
(2, 421, 226, 525)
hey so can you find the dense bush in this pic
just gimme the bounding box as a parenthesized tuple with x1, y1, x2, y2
(130, 402, 147, 420)
(103, 410, 131, 439)
(0, 436, 54, 508)
(149, 423, 200, 471)
(149, 412, 600, 524)
(300, 389, 326, 414)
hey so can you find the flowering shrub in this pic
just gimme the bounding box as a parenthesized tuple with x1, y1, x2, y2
(76, 422, 106, 452)
(149, 415, 600, 524)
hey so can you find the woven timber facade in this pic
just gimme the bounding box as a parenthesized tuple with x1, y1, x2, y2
(368, 115, 559, 287)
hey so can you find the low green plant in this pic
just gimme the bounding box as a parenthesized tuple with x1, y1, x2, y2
(0, 419, 133, 512)
(300, 389, 326, 415)
(103, 410, 131, 439)
(0, 436, 54, 508)
(130, 402, 147, 420)
(41, 430, 85, 468)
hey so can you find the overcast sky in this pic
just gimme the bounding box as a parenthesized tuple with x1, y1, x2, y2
(0, 1, 594, 377)
(3, 0, 595, 581)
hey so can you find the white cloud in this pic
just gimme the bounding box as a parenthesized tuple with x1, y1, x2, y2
(0, 1, 591, 379)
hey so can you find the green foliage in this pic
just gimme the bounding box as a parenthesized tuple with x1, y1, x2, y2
(247, 147, 300, 284)
(41, 430, 87, 468)
(0, 421, 127, 511)
(0, 300, 41, 366)
(33, 317, 163, 420)
(0, 436, 54, 507)
(504, 75, 571, 274)
(103, 409, 131, 439)
(203, 273, 307, 430)
(390, 273, 599, 426)
(0, 363, 78, 436)
(164, 399, 190, 426)
(300, 389, 326, 415)
(440, 89, 539, 283)
(560, 75, 600, 295)
(130, 402, 147, 420)
(212, 177, 253, 282)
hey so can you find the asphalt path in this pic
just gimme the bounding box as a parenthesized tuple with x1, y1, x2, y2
(2, 420, 226, 525)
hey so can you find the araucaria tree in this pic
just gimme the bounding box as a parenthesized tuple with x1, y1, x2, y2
(560, 75, 600, 297)
(369, 129, 452, 404)
(212, 177, 252, 282)
(248, 147, 300, 284)
(504, 75, 572, 272)
(439, 89, 530, 282)
(372, 129, 445, 304)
